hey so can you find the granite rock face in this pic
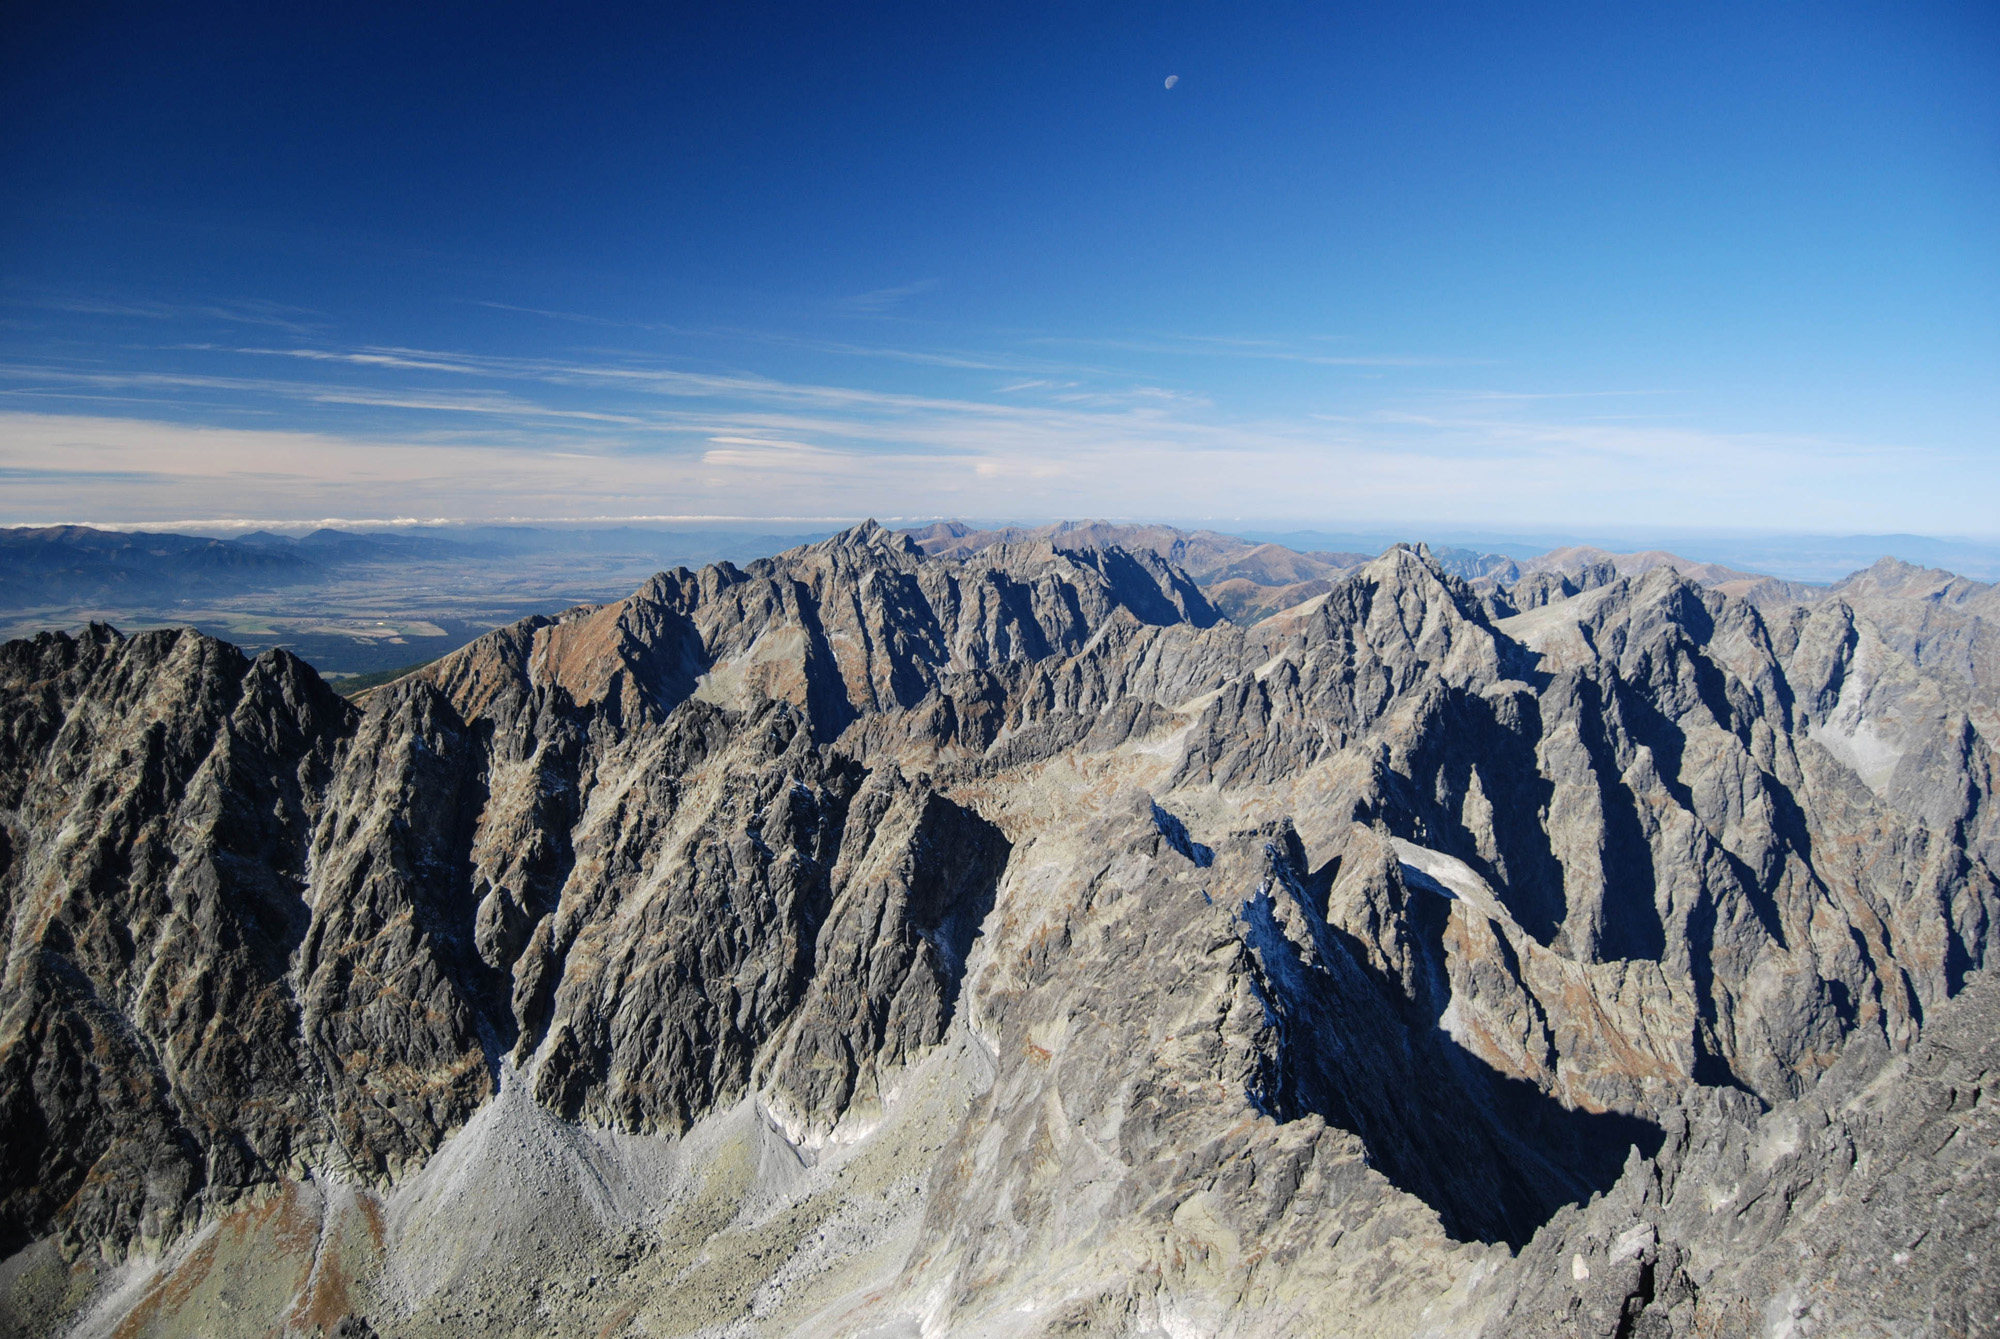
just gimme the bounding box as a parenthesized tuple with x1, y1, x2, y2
(0, 626, 353, 1256)
(1475, 969, 2000, 1338)
(1, 523, 1994, 1337)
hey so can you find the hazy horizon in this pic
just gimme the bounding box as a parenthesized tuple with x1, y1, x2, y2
(10, 512, 2000, 584)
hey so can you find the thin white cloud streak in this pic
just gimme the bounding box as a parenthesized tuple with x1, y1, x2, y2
(30, 514, 861, 533)
(734, 338, 1074, 375)
(0, 365, 650, 426)
(467, 301, 688, 331)
(455, 301, 1142, 379)
(1024, 333, 1480, 368)
(189, 346, 1218, 432)
(12, 294, 327, 335)
(223, 345, 1038, 414)
(718, 330, 1119, 376)
(836, 279, 939, 313)
(460, 309, 1115, 377)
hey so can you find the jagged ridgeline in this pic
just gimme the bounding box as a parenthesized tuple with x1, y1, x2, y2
(1, 522, 1994, 1338)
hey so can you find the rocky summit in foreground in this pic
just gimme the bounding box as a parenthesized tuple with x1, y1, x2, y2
(1, 521, 1995, 1338)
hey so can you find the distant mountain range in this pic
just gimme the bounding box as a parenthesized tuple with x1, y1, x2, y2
(899, 523, 2000, 714)
(0, 523, 840, 607)
(0, 522, 840, 676)
(0, 524, 320, 604)
(4, 522, 1997, 710)
(3, 521, 1994, 1337)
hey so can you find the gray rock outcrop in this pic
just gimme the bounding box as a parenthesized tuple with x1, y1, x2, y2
(1, 523, 1993, 1337)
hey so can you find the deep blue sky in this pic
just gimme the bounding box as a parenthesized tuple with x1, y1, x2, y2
(3, 1, 1996, 533)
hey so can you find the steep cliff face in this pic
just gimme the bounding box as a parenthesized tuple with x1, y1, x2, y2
(0, 626, 352, 1257)
(1, 525, 1994, 1338)
(1475, 968, 2000, 1339)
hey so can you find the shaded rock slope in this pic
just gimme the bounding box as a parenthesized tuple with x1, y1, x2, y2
(1, 522, 1995, 1338)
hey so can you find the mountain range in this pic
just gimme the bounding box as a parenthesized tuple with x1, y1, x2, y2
(0, 524, 841, 677)
(0, 522, 1995, 1338)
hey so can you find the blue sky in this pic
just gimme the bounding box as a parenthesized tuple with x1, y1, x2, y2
(2, 1, 1995, 534)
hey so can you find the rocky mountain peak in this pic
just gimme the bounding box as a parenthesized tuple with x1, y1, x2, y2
(813, 517, 922, 558)
(1832, 553, 1992, 605)
(1, 530, 1995, 1339)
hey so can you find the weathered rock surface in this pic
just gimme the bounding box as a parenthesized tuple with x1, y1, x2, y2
(1821, 557, 2000, 716)
(1475, 968, 2000, 1337)
(1, 522, 1994, 1337)
(904, 519, 1369, 624)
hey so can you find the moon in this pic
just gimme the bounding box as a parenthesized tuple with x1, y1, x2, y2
(1164, 74, 1179, 89)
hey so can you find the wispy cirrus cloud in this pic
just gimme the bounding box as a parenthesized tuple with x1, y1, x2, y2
(1025, 331, 1482, 368)
(206, 344, 1199, 425)
(834, 279, 939, 313)
(466, 300, 687, 331)
(0, 364, 650, 425)
(7, 292, 328, 335)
